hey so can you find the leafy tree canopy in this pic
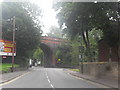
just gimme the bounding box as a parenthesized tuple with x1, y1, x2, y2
(47, 25, 63, 38)
(2, 2, 42, 65)
(53, 2, 119, 46)
(33, 48, 43, 60)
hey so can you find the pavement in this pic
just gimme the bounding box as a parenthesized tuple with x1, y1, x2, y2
(0, 67, 118, 89)
(0, 67, 33, 84)
(65, 69, 119, 88)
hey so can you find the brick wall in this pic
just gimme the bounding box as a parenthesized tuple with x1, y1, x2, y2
(98, 40, 119, 62)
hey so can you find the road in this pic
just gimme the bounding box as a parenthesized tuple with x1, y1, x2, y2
(2, 67, 109, 88)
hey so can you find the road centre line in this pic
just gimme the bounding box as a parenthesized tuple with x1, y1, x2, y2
(45, 72, 54, 88)
(46, 75, 49, 79)
(50, 84, 54, 88)
(48, 79, 50, 83)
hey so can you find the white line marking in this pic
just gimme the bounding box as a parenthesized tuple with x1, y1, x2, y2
(50, 84, 54, 88)
(48, 79, 50, 83)
(46, 75, 49, 79)
(46, 72, 54, 88)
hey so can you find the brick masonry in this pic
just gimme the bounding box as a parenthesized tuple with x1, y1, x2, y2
(98, 39, 119, 62)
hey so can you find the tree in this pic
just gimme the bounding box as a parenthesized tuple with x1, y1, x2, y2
(53, 2, 119, 62)
(47, 26, 63, 38)
(88, 29, 103, 61)
(53, 2, 94, 61)
(2, 2, 42, 66)
(33, 48, 43, 61)
(70, 35, 80, 65)
(55, 42, 72, 67)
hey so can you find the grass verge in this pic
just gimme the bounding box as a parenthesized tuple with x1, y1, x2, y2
(0, 63, 20, 72)
(69, 69, 80, 72)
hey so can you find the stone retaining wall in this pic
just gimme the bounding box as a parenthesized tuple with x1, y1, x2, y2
(79, 62, 118, 78)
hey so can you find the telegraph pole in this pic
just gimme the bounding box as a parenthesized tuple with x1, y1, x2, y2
(11, 16, 15, 72)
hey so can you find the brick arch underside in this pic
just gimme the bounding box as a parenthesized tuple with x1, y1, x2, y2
(40, 43, 53, 67)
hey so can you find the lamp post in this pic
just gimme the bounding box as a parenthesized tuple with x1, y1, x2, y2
(11, 16, 15, 72)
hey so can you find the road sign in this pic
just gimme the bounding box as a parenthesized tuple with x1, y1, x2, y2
(0, 39, 16, 56)
(2, 56, 7, 59)
(58, 59, 61, 61)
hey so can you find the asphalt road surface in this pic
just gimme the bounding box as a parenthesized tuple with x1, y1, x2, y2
(2, 67, 110, 88)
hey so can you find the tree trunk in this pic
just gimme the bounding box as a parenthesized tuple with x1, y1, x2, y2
(81, 18, 92, 62)
(85, 29, 92, 62)
(82, 31, 88, 48)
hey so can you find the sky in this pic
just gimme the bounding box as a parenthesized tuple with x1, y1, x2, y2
(0, 0, 59, 34)
(30, 0, 59, 34)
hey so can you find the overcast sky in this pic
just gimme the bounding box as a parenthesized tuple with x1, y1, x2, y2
(30, 0, 59, 34)
(0, 0, 59, 34)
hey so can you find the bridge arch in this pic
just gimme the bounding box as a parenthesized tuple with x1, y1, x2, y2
(40, 36, 66, 67)
(40, 43, 53, 67)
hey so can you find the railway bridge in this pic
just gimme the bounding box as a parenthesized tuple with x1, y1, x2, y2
(40, 36, 65, 67)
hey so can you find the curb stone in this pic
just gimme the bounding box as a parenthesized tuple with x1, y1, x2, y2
(66, 70, 118, 89)
(0, 70, 31, 84)
(0, 73, 24, 84)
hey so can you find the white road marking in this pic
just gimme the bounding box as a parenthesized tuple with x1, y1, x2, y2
(50, 84, 54, 88)
(46, 72, 55, 88)
(46, 74, 48, 79)
(48, 79, 50, 83)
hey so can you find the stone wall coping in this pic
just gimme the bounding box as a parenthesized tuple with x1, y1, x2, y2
(79, 62, 118, 65)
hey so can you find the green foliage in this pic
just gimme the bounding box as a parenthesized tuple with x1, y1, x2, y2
(56, 36, 81, 66)
(88, 29, 103, 61)
(54, 2, 118, 45)
(33, 48, 43, 60)
(56, 49, 62, 59)
(0, 63, 19, 72)
(55, 29, 103, 66)
(53, 2, 119, 63)
(70, 35, 80, 65)
(69, 69, 79, 72)
(78, 29, 103, 62)
(47, 26, 63, 38)
(2, 2, 42, 66)
(55, 43, 72, 66)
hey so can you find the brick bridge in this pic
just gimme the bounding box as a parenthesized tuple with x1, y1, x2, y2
(40, 36, 65, 67)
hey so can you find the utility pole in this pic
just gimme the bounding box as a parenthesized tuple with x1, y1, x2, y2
(11, 16, 15, 72)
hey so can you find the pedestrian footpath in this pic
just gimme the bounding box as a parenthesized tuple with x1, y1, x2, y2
(0, 68, 33, 84)
(65, 69, 119, 88)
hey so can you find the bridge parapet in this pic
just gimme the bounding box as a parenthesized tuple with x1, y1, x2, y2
(40, 36, 66, 67)
(41, 36, 64, 44)
(41, 36, 65, 51)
